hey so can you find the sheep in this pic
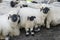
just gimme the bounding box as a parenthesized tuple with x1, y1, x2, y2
(0, 8, 20, 40)
(19, 7, 47, 36)
(19, 7, 36, 36)
(40, 3, 60, 29)
(45, 6, 60, 29)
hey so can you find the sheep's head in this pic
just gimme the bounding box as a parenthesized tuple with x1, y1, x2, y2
(31, 1, 38, 3)
(27, 16, 36, 21)
(10, 1, 19, 7)
(8, 14, 20, 24)
(40, 7, 50, 14)
(39, 3, 50, 14)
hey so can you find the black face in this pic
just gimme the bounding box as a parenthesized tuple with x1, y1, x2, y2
(10, 1, 16, 7)
(43, 7, 50, 14)
(11, 14, 18, 22)
(31, 1, 38, 3)
(28, 16, 36, 21)
(22, 4, 28, 7)
(8, 14, 20, 24)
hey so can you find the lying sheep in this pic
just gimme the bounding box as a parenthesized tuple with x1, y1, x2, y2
(19, 7, 47, 36)
(0, 8, 20, 40)
(45, 6, 60, 29)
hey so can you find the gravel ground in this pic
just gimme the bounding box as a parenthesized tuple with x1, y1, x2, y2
(9, 25, 60, 40)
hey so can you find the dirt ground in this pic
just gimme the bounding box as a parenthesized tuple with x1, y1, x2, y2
(10, 25, 60, 40)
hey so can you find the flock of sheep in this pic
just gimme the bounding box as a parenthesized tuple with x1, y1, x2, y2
(0, 0, 60, 40)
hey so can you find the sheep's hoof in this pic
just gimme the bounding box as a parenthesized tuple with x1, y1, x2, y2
(31, 32, 34, 36)
(34, 27, 40, 33)
(35, 28, 40, 32)
(26, 32, 30, 36)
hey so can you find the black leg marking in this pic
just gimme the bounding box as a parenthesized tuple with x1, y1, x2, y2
(34, 27, 40, 33)
(25, 29, 30, 36)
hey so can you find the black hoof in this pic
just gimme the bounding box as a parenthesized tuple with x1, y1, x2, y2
(31, 32, 34, 36)
(31, 34, 34, 36)
(34, 27, 40, 33)
(35, 28, 40, 32)
(26, 32, 30, 36)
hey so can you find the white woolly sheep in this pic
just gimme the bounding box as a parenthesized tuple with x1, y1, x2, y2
(45, 6, 60, 29)
(39, 3, 60, 29)
(19, 7, 47, 36)
(0, 8, 20, 40)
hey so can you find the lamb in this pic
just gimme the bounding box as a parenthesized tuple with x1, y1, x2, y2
(19, 7, 47, 36)
(0, 8, 20, 40)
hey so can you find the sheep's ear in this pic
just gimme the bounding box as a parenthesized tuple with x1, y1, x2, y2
(8, 14, 11, 20)
(40, 7, 43, 11)
(8, 17, 9, 20)
(27, 17, 30, 20)
(17, 12, 19, 16)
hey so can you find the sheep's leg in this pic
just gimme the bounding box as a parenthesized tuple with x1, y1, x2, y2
(34, 25, 40, 32)
(30, 27, 34, 36)
(46, 20, 50, 29)
(10, 28, 20, 36)
(25, 28, 30, 36)
(13, 28, 20, 36)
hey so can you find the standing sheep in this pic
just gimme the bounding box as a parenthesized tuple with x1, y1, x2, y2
(19, 7, 47, 36)
(40, 4, 60, 29)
